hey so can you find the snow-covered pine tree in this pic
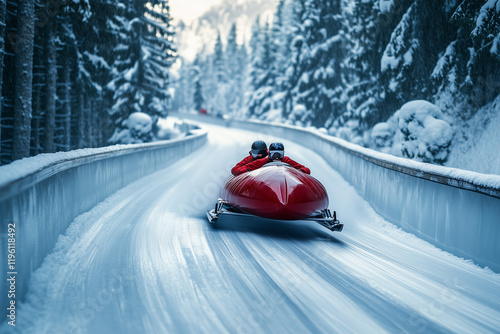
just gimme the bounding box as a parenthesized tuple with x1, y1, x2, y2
(282, 0, 307, 118)
(225, 23, 240, 114)
(108, 0, 176, 144)
(247, 18, 275, 118)
(213, 32, 225, 84)
(71, 0, 113, 149)
(143, 0, 176, 122)
(193, 73, 204, 112)
(287, 0, 347, 127)
(271, 0, 287, 81)
(343, 0, 382, 131)
(212, 31, 229, 115)
(191, 52, 205, 112)
(234, 42, 249, 117)
(380, 0, 454, 117)
(446, 0, 500, 113)
(201, 52, 218, 114)
(171, 58, 190, 112)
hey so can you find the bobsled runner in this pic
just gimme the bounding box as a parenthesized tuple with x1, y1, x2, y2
(206, 162, 343, 232)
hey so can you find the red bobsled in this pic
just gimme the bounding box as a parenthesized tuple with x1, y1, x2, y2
(206, 162, 343, 232)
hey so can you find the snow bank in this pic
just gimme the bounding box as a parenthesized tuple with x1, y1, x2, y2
(0, 130, 207, 311)
(397, 101, 453, 164)
(371, 101, 453, 165)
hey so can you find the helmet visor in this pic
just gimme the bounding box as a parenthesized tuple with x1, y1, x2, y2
(269, 150, 284, 160)
(251, 149, 266, 158)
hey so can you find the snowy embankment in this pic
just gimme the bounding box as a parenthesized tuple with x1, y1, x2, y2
(0, 130, 207, 311)
(176, 112, 500, 272)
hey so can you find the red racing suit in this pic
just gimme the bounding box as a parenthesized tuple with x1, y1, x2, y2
(231, 155, 259, 176)
(234, 156, 311, 175)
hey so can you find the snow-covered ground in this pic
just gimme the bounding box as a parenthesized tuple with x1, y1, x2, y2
(2, 123, 500, 333)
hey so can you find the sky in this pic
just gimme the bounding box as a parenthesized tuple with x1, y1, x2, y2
(170, 0, 223, 23)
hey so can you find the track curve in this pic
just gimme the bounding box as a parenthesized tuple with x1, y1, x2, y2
(4, 123, 500, 334)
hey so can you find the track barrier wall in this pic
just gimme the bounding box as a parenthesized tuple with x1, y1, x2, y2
(0, 130, 207, 311)
(179, 113, 500, 273)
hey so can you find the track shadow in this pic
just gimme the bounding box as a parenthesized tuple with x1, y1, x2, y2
(200, 213, 346, 246)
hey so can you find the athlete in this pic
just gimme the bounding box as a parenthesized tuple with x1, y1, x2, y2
(235, 142, 310, 174)
(231, 140, 269, 176)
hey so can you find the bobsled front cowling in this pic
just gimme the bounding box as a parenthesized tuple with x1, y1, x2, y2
(220, 163, 329, 220)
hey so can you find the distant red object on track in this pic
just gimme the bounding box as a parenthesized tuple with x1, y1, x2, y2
(207, 162, 343, 232)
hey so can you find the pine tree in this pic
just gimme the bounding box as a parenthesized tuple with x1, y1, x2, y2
(225, 24, 239, 113)
(143, 0, 176, 120)
(212, 31, 228, 115)
(109, 0, 176, 143)
(247, 19, 275, 117)
(380, 0, 453, 116)
(448, 0, 500, 111)
(282, 0, 307, 118)
(234, 42, 249, 116)
(193, 76, 204, 112)
(191, 54, 204, 112)
(286, 0, 348, 127)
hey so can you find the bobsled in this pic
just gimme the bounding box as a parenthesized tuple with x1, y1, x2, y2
(206, 162, 343, 232)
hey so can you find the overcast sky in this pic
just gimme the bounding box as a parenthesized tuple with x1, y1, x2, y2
(170, 0, 223, 23)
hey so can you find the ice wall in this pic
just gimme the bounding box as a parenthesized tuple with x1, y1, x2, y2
(178, 113, 500, 272)
(0, 131, 207, 311)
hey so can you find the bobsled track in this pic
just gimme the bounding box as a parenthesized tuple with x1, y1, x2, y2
(2, 122, 500, 333)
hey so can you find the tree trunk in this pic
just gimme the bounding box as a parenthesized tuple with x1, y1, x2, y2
(76, 89, 85, 148)
(32, 85, 41, 155)
(62, 61, 71, 150)
(12, 0, 35, 160)
(43, 19, 57, 152)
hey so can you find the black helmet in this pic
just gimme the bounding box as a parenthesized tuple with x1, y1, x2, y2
(269, 142, 284, 160)
(250, 140, 267, 158)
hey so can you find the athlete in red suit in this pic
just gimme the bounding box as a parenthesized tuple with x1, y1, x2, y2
(231, 140, 268, 176)
(233, 142, 310, 175)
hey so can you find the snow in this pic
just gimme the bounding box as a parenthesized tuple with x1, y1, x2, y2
(472, 0, 500, 37)
(431, 41, 457, 79)
(1, 122, 499, 333)
(380, 2, 417, 73)
(379, 0, 395, 13)
(371, 122, 393, 151)
(109, 112, 153, 144)
(127, 112, 153, 134)
(381, 53, 400, 72)
(446, 95, 500, 175)
(397, 100, 453, 163)
(123, 62, 138, 81)
(371, 101, 453, 164)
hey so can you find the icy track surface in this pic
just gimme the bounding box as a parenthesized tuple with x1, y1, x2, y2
(4, 124, 500, 333)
